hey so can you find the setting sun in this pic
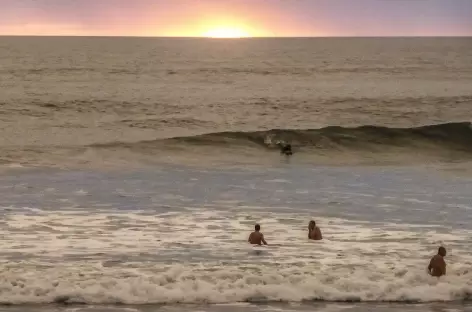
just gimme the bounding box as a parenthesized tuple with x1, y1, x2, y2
(203, 27, 251, 38)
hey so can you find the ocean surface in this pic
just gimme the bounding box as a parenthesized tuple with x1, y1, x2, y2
(0, 37, 472, 312)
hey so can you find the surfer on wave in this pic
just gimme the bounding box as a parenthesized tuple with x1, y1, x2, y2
(276, 142, 293, 156)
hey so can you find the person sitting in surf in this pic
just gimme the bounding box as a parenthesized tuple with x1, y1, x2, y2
(248, 224, 267, 245)
(308, 220, 323, 240)
(428, 246, 447, 277)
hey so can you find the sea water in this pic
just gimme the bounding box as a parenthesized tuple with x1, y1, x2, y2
(0, 37, 472, 311)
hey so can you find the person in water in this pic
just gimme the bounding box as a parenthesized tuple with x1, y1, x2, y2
(428, 246, 447, 277)
(308, 220, 323, 240)
(248, 224, 267, 245)
(276, 142, 293, 156)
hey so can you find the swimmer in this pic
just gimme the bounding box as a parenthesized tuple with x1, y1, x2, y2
(428, 246, 447, 277)
(308, 220, 323, 240)
(248, 224, 267, 245)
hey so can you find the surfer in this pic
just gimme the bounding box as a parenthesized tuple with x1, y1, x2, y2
(308, 220, 323, 240)
(276, 142, 293, 156)
(428, 246, 447, 277)
(248, 224, 268, 245)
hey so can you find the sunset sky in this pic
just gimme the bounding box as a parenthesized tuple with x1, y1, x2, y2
(1, 0, 471, 37)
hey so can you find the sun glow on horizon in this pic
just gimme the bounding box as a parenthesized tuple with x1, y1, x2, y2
(202, 26, 251, 38)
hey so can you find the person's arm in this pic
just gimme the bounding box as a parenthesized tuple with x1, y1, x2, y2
(262, 234, 267, 245)
(441, 259, 446, 276)
(248, 233, 252, 243)
(427, 258, 434, 275)
(317, 228, 323, 240)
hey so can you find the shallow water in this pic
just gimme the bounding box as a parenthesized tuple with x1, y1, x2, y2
(0, 165, 471, 309)
(1, 303, 472, 312)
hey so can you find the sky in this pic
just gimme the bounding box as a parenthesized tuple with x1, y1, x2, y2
(1, 0, 471, 37)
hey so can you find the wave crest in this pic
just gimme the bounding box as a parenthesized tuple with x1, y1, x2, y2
(1, 264, 471, 305)
(93, 122, 472, 156)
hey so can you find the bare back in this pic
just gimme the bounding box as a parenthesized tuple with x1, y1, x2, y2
(248, 231, 267, 245)
(309, 226, 323, 240)
(428, 255, 446, 277)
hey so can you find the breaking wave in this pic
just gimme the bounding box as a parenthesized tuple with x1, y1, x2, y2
(93, 122, 472, 155)
(3, 122, 472, 169)
(1, 264, 472, 305)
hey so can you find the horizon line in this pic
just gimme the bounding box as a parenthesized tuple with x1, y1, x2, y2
(0, 35, 471, 39)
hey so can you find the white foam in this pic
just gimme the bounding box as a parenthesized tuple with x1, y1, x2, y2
(0, 261, 471, 304)
(0, 209, 471, 304)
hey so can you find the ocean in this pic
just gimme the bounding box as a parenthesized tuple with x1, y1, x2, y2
(0, 37, 471, 312)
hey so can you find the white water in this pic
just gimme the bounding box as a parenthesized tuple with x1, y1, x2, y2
(0, 166, 472, 305)
(1, 210, 472, 304)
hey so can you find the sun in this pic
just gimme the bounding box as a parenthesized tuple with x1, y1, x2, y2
(203, 27, 250, 38)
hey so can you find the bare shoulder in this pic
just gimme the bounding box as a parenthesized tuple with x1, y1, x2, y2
(432, 255, 446, 264)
